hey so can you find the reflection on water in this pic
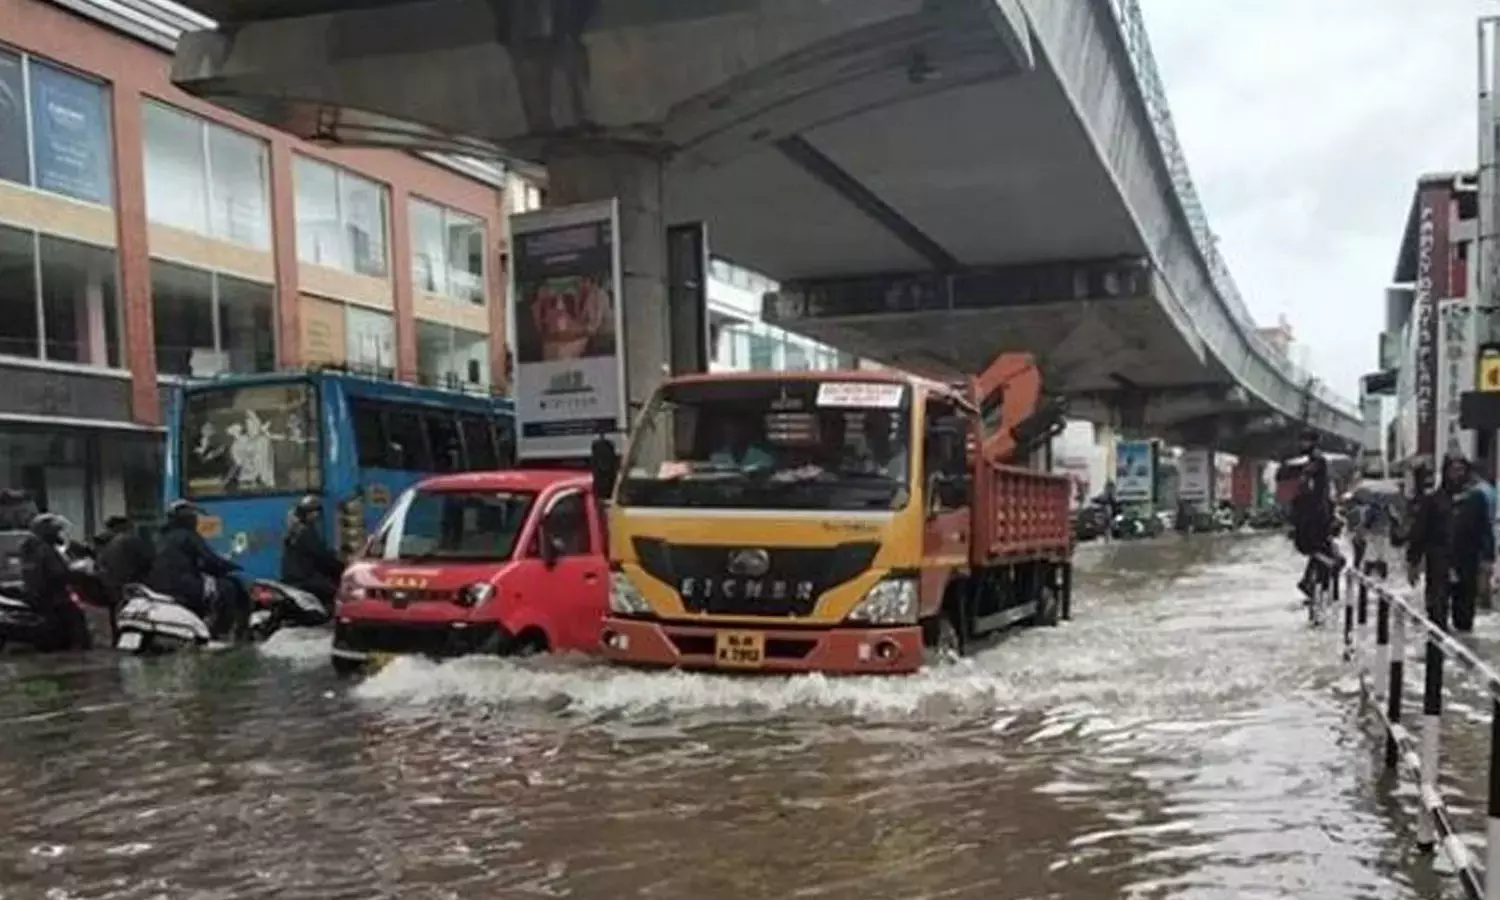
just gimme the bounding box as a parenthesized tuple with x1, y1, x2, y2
(0, 536, 1463, 899)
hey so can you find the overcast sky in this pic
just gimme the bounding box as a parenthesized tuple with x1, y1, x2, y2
(1139, 0, 1494, 401)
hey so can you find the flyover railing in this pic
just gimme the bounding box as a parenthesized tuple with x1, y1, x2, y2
(1100, 0, 1361, 423)
(1311, 547, 1500, 900)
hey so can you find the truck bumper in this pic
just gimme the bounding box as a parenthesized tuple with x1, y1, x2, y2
(597, 617, 925, 674)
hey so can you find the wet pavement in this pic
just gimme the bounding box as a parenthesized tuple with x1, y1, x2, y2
(0, 534, 1478, 899)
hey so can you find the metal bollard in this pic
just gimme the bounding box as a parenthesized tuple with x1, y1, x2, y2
(1358, 562, 1370, 626)
(1416, 633, 1444, 852)
(1487, 699, 1500, 900)
(1386, 608, 1406, 772)
(1375, 587, 1392, 704)
(1343, 576, 1355, 661)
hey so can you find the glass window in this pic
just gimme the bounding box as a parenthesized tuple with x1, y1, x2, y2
(179, 381, 321, 499)
(541, 491, 591, 556)
(350, 399, 387, 468)
(417, 321, 491, 392)
(387, 488, 535, 562)
(410, 198, 446, 296)
(293, 157, 345, 270)
(142, 102, 208, 235)
(28, 61, 112, 206)
(38, 235, 120, 366)
(426, 413, 463, 473)
(385, 408, 431, 471)
(0, 51, 27, 188)
(294, 156, 388, 277)
(409, 198, 486, 304)
(0, 225, 38, 359)
(445, 209, 484, 304)
(340, 170, 387, 277)
(217, 275, 275, 375)
(150, 260, 275, 377)
(207, 124, 270, 250)
(345, 306, 395, 378)
(460, 415, 498, 470)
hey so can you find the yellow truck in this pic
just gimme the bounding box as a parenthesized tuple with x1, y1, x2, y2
(591, 356, 1074, 674)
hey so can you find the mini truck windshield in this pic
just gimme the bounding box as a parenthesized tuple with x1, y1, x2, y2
(384, 489, 536, 562)
(617, 378, 913, 511)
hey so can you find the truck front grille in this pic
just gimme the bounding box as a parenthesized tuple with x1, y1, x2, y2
(630, 539, 879, 617)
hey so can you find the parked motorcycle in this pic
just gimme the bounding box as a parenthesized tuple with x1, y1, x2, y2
(115, 576, 330, 655)
(0, 534, 109, 652)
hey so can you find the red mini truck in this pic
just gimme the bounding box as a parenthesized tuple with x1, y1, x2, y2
(330, 470, 609, 674)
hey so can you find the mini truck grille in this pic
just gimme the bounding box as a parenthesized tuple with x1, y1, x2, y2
(630, 539, 880, 617)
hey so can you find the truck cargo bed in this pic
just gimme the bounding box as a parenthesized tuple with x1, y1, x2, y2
(974, 463, 1073, 562)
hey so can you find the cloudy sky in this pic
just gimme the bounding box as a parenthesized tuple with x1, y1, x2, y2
(1140, 0, 1494, 400)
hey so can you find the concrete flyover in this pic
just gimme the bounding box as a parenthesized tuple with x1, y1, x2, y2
(165, 0, 1363, 457)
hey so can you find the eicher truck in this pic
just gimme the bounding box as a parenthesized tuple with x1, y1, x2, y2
(593, 353, 1075, 675)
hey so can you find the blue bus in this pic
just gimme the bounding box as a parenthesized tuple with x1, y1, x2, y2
(163, 369, 516, 581)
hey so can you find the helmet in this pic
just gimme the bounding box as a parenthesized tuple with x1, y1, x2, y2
(166, 499, 200, 529)
(293, 495, 322, 521)
(29, 512, 69, 544)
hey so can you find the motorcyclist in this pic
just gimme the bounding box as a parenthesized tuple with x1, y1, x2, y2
(19, 513, 92, 651)
(280, 495, 344, 608)
(147, 500, 249, 640)
(96, 515, 154, 641)
(1289, 430, 1336, 598)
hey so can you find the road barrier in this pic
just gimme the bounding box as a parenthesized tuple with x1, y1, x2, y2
(1314, 551, 1499, 900)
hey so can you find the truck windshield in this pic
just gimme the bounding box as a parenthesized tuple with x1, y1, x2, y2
(180, 380, 322, 500)
(380, 489, 536, 562)
(618, 378, 912, 511)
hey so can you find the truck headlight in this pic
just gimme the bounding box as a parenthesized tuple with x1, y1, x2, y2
(845, 578, 918, 625)
(609, 572, 651, 615)
(457, 583, 495, 609)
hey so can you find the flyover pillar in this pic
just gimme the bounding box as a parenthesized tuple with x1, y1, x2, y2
(547, 147, 672, 422)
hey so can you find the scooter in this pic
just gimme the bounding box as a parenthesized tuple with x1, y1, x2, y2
(115, 576, 331, 655)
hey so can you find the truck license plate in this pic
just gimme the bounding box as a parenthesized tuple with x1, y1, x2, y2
(714, 631, 765, 668)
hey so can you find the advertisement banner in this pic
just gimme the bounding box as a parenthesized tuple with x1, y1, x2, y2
(1114, 440, 1154, 504)
(1413, 183, 1451, 458)
(510, 199, 626, 459)
(1438, 298, 1477, 459)
(28, 62, 111, 206)
(0, 51, 27, 187)
(1178, 448, 1213, 506)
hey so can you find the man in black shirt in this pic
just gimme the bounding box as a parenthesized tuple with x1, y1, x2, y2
(1289, 430, 1334, 598)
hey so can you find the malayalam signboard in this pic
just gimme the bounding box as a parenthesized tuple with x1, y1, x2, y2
(509, 199, 626, 459)
(1438, 297, 1476, 459)
(1114, 440, 1154, 505)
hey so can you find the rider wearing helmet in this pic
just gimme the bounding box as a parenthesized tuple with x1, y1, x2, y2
(19, 513, 92, 651)
(147, 500, 249, 640)
(280, 495, 344, 608)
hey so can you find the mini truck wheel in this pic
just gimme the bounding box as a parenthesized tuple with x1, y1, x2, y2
(922, 613, 962, 666)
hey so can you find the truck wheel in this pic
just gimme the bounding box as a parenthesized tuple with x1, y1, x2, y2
(922, 614, 961, 666)
(1034, 585, 1061, 627)
(331, 655, 364, 677)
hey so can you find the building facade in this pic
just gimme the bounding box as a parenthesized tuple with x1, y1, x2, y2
(0, 0, 528, 534)
(705, 259, 855, 373)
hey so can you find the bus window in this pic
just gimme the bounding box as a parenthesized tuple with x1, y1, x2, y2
(386, 408, 433, 471)
(493, 419, 517, 468)
(460, 415, 499, 470)
(426, 413, 464, 473)
(351, 399, 387, 468)
(180, 381, 322, 498)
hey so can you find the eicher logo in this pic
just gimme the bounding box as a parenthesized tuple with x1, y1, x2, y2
(675, 550, 814, 603)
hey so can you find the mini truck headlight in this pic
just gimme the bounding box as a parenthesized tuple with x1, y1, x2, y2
(609, 571, 651, 615)
(458, 583, 495, 608)
(845, 577, 918, 625)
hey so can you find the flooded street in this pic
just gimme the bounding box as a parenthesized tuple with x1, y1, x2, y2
(0, 536, 1468, 899)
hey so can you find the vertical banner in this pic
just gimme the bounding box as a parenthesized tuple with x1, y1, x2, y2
(1114, 440, 1154, 504)
(510, 199, 626, 459)
(1414, 182, 1451, 459)
(1439, 297, 1477, 459)
(666, 222, 709, 376)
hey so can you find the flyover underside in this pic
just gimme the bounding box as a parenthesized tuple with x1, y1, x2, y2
(163, 0, 1363, 445)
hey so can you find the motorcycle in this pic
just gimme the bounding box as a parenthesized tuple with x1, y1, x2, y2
(0, 535, 109, 652)
(115, 576, 331, 655)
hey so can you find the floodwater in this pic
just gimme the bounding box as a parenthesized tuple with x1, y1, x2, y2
(0, 535, 1475, 899)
